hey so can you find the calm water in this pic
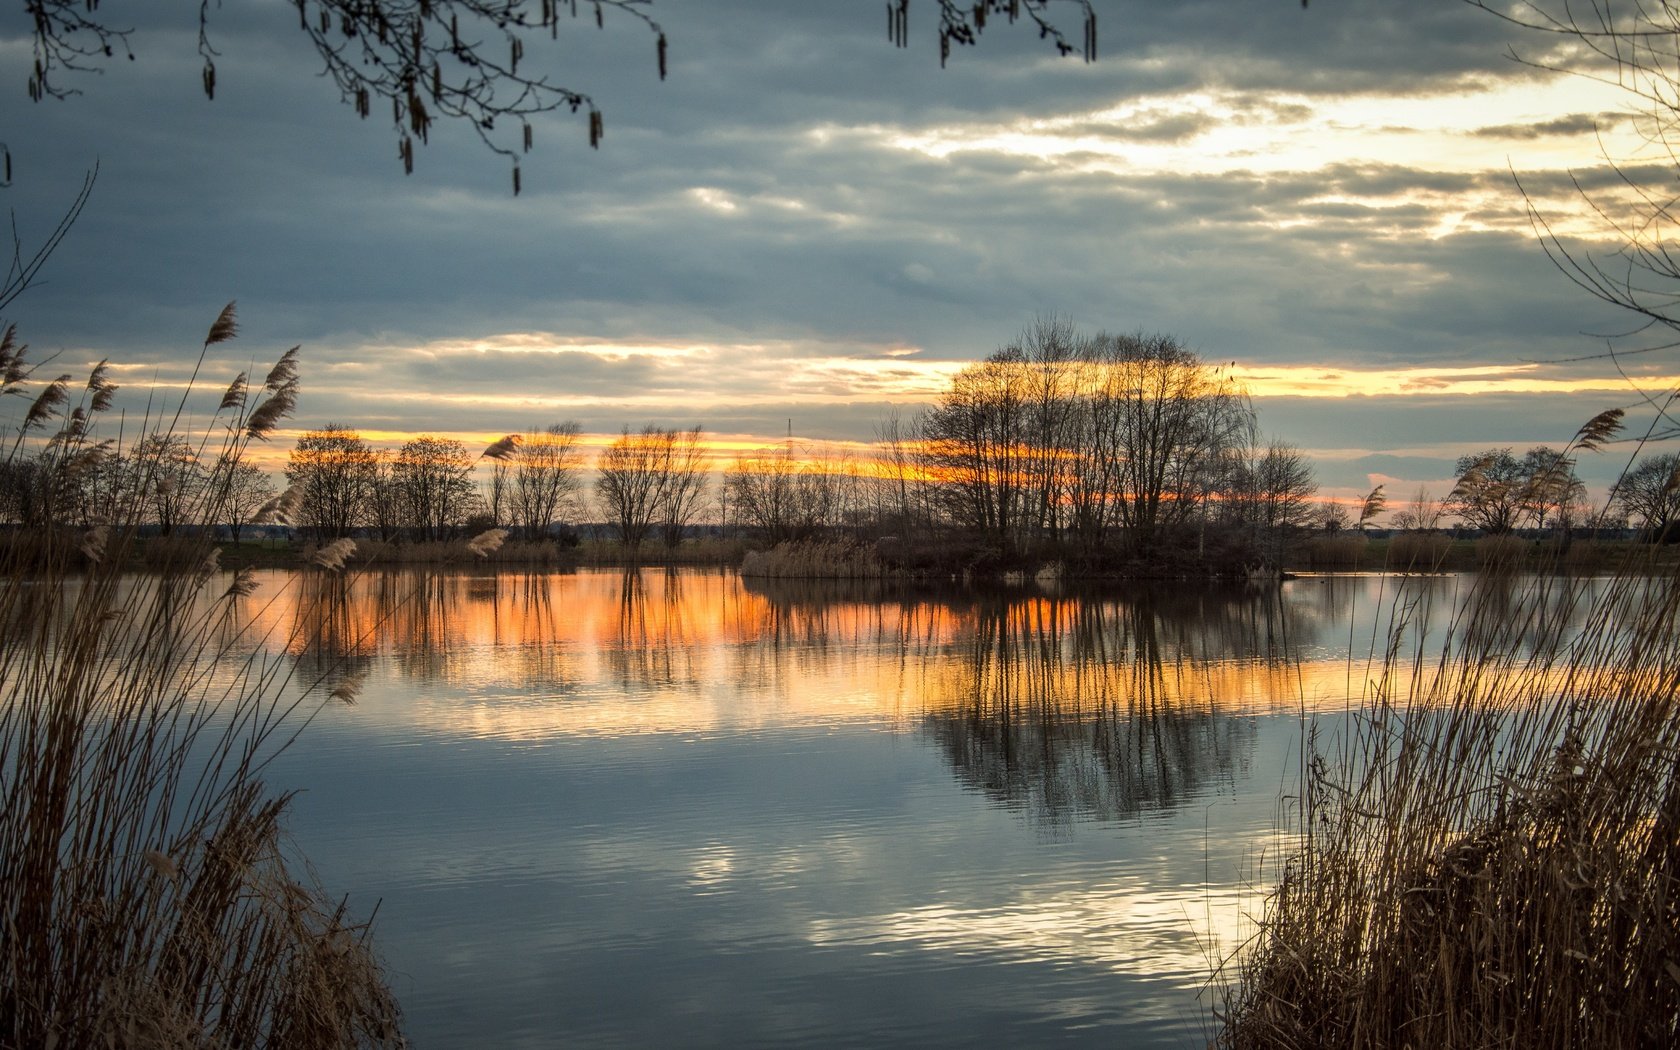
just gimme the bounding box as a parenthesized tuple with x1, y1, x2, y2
(225, 568, 1602, 1048)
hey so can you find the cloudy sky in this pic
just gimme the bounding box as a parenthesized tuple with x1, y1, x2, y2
(1, 0, 1674, 501)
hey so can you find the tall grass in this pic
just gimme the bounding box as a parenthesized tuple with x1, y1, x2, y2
(1383, 531, 1453, 572)
(1219, 542, 1679, 1044)
(0, 310, 403, 1047)
(575, 536, 747, 567)
(739, 538, 893, 579)
(1302, 533, 1368, 570)
(314, 534, 551, 568)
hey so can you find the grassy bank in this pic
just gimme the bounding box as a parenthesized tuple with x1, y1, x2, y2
(1293, 534, 1671, 574)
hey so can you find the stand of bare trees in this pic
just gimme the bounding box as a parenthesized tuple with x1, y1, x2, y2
(723, 442, 862, 546)
(595, 425, 707, 550)
(711, 321, 1317, 575)
(509, 423, 584, 541)
(1615, 452, 1680, 541)
(893, 322, 1280, 570)
(286, 425, 379, 540)
(1446, 446, 1587, 534)
(391, 436, 477, 541)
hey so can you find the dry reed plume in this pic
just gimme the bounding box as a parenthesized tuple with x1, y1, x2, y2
(0, 307, 404, 1047)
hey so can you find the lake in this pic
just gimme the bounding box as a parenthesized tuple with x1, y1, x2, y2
(234, 567, 1601, 1048)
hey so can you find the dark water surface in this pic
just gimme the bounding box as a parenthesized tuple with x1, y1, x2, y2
(243, 568, 1600, 1048)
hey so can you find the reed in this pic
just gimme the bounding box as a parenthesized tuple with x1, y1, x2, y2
(575, 536, 747, 566)
(1383, 531, 1453, 572)
(318, 535, 562, 568)
(1219, 542, 1680, 1045)
(1302, 533, 1368, 570)
(0, 309, 403, 1047)
(1474, 531, 1531, 571)
(739, 539, 893, 579)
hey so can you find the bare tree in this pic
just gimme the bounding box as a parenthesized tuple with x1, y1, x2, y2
(723, 439, 848, 545)
(286, 424, 379, 539)
(206, 456, 276, 543)
(920, 350, 1034, 554)
(1317, 501, 1351, 534)
(595, 426, 671, 550)
(1088, 332, 1251, 550)
(393, 435, 476, 540)
(723, 444, 804, 545)
(511, 422, 583, 541)
(1446, 448, 1534, 534)
(364, 453, 403, 542)
(656, 426, 707, 547)
(1389, 485, 1445, 531)
(1615, 452, 1680, 540)
(1232, 439, 1319, 534)
(484, 459, 511, 528)
(1517, 446, 1584, 530)
(130, 434, 204, 535)
(873, 408, 921, 535)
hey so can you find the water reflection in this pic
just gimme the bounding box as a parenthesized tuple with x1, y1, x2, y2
(925, 597, 1261, 828)
(234, 567, 1628, 1048)
(253, 570, 1372, 830)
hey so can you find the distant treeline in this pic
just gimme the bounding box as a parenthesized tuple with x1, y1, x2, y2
(5, 318, 1675, 575)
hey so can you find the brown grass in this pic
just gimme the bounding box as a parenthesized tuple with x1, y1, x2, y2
(1, 311, 403, 1047)
(1474, 532, 1532, 571)
(1302, 533, 1368, 569)
(309, 536, 568, 568)
(739, 538, 894, 579)
(1383, 531, 1453, 572)
(1218, 548, 1680, 1048)
(575, 536, 747, 567)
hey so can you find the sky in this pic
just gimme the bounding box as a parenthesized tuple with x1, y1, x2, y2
(2, 0, 1676, 505)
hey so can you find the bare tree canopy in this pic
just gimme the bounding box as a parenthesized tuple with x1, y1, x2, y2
(393, 435, 477, 539)
(920, 326, 1253, 557)
(1614, 452, 1680, 539)
(509, 422, 583, 539)
(22, 0, 1094, 185)
(1446, 445, 1585, 533)
(595, 424, 708, 549)
(207, 455, 276, 542)
(1389, 484, 1445, 531)
(286, 424, 379, 539)
(595, 425, 670, 550)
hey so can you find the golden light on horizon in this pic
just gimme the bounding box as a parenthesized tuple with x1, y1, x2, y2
(220, 568, 1432, 747)
(1238, 363, 1680, 399)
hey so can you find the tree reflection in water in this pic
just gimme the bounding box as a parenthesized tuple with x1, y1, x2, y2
(269, 569, 1549, 830)
(741, 579, 1320, 830)
(920, 589, 1285, 830)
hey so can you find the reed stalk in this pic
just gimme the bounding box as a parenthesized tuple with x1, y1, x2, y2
(1219, 534, 1679, 1045)
(0, 309, 403, 1047)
